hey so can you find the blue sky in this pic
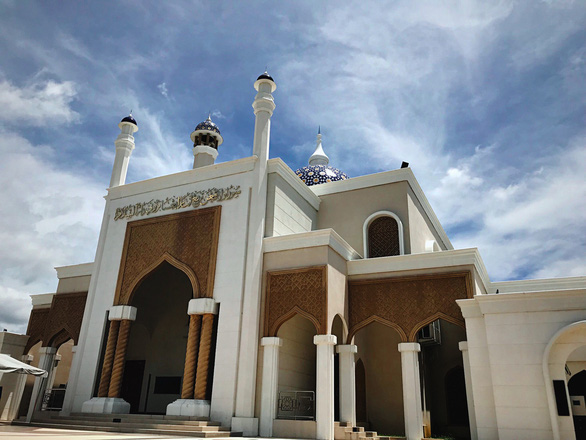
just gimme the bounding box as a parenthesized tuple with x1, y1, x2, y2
(0, 0, 585, 333)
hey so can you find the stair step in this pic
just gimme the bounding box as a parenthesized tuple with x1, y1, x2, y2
(48, 414, 220, 426)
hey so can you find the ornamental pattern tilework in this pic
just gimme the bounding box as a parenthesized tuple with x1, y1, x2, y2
(265, 266, 328, 336)
(347, 272, 472, 342)
(295, 165, 349, 186)
(115, 206, 221, 305)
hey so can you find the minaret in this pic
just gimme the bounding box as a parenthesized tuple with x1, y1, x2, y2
(309, 126, 329, 166)
(252, 71, 276, 161)
(109, 114, 138, 188)
(190, 114, 223, 169)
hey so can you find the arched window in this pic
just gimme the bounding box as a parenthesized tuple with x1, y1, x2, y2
(363, 211, 404, 258)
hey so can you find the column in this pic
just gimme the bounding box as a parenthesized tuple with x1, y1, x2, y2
(398, 342, 423, 440)
(315, 334, 337, 440)
(60, 345, 77, 415)
(259, 337, 282, 437)
(167, 298, 217, 417)
(181, 314, 202, 398)
(337, 344, 358, 426)
(6, 354, 33, 421)
(97, 320, 120, 397)
(81, 305, 136, 414)
(42, 354, 62, 410)
(26, 346, 56, 422)
(459, 341, 478, 440)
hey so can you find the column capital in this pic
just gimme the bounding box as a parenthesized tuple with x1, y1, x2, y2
(314, 334, 337, 346)
(336, 344, 358, 354)
(458, 341, 469, 352)
(39, 346, 57, 355)
(261, 337, 282, 347)
(109, 305, 137, 321)
(398, 342, 420, 353)
(188, 298, 218, 315)
(21, 354, 34, 363)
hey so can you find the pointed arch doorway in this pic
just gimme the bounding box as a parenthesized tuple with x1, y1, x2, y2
(121, 261, 193, 414)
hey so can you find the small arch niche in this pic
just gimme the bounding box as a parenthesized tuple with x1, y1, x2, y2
(364, 212, 404, 258)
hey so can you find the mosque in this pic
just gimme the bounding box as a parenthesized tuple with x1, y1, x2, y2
(1, 72, 585, 440)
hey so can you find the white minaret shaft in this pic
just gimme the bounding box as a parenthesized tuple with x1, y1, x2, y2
(110, 117, 138, 187)
(252, 76, 276, 161)
(308, 128, 329, 166)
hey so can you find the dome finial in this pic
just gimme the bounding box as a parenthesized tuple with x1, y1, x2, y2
(308, 128, 329, 166)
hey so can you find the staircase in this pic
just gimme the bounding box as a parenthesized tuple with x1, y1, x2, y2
(334, 421, 406, 440)
(13, 412, 243, 437)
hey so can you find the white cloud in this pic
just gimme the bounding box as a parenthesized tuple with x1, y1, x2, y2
(0, 131, 104, 333)
(157, 82, 169, 98)
(0, 79, 79, 126)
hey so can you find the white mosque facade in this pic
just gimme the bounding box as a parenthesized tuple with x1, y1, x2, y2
(3, 73, 586, 440)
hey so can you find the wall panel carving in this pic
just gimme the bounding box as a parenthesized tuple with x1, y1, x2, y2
(24, 291, 88, 353)
(24, 308, 50, 353)
(265, 266, 327, 336)
(348, 272, 472, 342)
(114, 206, 221, 305)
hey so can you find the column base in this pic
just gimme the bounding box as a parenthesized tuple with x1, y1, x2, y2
(81, 397, 130, 414)
(231, 417, 259, 436)
(166, 399, 210, 417)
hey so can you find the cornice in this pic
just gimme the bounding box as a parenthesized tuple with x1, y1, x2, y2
(55, 262, 94, 279)
(107, 155, 258, 201)
(490, 276, 586, 293)
(263, 228, 362, 261)
(347, 247, 490, 288)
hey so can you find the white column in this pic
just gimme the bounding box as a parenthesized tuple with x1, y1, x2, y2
(459, 341, 478, 440)
(398, 342, 423, 440)
(26, 347, 57, 421)
(315, 334, 337, 440)
(59, 345, 77, 416)
(337, 344, 357, 426)
(233, 74, 276, 429)
(259, 337, 282, 437)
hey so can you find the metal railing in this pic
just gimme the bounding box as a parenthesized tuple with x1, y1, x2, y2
(277, 391, 315, 420)
(41, 388, 66, 411)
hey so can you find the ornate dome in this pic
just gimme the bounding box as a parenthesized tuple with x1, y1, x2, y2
(295, 164, 349, 186)
(195, 115, 221, 135)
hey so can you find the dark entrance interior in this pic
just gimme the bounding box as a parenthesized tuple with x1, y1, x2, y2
(122, 261, 193, 414)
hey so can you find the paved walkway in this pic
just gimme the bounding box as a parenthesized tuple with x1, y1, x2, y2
(0, 425, 249, 440)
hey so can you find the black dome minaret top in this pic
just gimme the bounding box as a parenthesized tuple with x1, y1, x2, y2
(190, 114, 223, 169)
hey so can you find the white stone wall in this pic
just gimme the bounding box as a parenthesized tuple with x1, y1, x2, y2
(459, 287, 586, 440)
(265, 173, 317, 237)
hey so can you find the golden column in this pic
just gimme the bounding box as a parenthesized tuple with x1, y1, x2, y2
(108, 319, 132, 398)
(96, 305, 137, 400)
(194, 313, 215, 400)
(97, 320, 120, 397)
(181, 314, 202, 399)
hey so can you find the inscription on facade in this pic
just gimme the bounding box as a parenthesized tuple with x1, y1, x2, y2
(114, 185, 241, 221)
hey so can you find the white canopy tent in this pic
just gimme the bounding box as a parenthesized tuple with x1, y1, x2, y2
(0, 354, 47, 377)
(0, 353, 48, 423)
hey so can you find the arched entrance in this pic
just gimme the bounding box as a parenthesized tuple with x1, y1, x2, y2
(331, 314, 346, 422)
(545, 320, 586, 440)
(417, 319, 469, 439)
(122, 261, 193, 414)
(353, 321, 404, 435)
(276, 314, 318, 420)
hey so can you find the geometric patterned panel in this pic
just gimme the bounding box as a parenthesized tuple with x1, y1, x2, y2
(24, 291, 88, 352)
(265, 266, 327, 336)
(348, 272, 472, 342)
(114, 206, 221, 305)
(24, 308, 50, 353)
(43, 292, 87, 348)
(368, 216, 400, 257)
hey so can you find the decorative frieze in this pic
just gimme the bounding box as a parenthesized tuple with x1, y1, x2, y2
(114, 185, 241, 221)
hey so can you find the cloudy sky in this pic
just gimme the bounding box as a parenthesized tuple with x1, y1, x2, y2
(1, 0, 585, 333)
